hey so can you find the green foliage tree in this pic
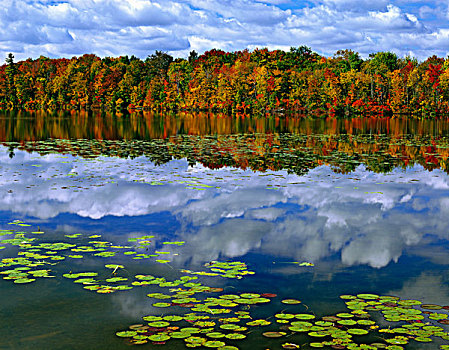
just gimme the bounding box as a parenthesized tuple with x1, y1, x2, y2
(5, 53, 18, 106)
(145, 50, 173, 81)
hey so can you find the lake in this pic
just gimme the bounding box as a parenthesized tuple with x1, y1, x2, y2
(0, 110, 449, 350)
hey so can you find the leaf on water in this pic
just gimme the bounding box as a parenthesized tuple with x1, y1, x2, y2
(148, 334, 170, 342)
(156, 259, 171, 264)
(116, 331, 137, 338)
(105, 264, 124, 269)
(13, 278, 35, 283)
(263, 331, 286, 338)
(246, 319, 270, 326)
(281, 299, 301, 304)
(152, 302, 171, 308)
(148, 321, 170, 328)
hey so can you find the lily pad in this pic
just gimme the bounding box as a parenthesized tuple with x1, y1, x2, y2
(263, 331, 286, 338)
(421, 304, 442, 310)
(347, 328, 369, 335)
(13, 278, 35, 283)
(148, 334, 170, 342)
(282, 299, 301, 304)
(116, 331, 137, 337)
(204, 340, 226, 348)
(152, 302, 171, 308)
(295, 314, 315, 320)
(148, 321, 170, 328)
(225, 333, 246, 340)
(246, 319, 270, 326)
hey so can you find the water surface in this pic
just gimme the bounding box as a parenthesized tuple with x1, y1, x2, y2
(0, 111, 449, 349)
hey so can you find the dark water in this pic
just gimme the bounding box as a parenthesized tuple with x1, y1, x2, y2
(0, 110, 449, 350)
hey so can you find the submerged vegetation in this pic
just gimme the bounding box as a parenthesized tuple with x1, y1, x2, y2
(1, 48, 449, 117)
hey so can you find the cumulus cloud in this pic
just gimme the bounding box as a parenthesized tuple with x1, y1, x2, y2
(0, 0, 447, 61)
(321, 0, 390, 12)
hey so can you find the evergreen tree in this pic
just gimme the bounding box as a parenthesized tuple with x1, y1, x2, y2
(5, 53, 17, 106)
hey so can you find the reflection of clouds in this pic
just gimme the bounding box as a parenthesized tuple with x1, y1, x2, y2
(110, 291, 181, 319)
(1, 181, 195, 220)
(176, 219, 271, 264)
(1, 148, 449, 269)
(245, 207, 285, 221)
(341, 229, 403, 268)
(388, 272, 449, 306)
(177, 188, 285, 226)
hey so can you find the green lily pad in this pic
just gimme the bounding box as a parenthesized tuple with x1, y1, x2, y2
(246, 319, 270, 326)
(163, 315, 183, 322)
(275, 313, 295, 319)
(105, 264, 124, 269)
(152, 302, 171, 308)
(357, 293, 379, 300)
(347, 328, 369, 335)
(225, 333, 246, 340)
(240, 293, 260, 298)
(308, 331, 328, 338)
(295, 314, 315, 320)
(142, 316, 162, 321)
(203, 340, 226, 348)
(398, 299, 421, 306)
(148, 334, 170, 341)
(148, 321, 170, 328)
(338, 319, 357, 326)
(282, 299, 301, 304)
(203, 332, 224, 339)
(263, 331, 286, 338)
(116, 331, 137, 337)
(414, 337, 432, 342)
(170, 332, 191, 339)
(13, 278, 35, 283)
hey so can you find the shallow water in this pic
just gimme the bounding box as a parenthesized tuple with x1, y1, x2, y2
(0, 111, 448, 349)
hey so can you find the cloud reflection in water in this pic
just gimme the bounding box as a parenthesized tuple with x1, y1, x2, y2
(1, 147, 449, 270)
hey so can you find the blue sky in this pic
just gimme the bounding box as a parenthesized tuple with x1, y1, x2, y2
(1, 0, 448, 62)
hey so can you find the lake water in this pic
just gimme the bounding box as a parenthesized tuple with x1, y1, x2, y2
(1, 110, 449, 350)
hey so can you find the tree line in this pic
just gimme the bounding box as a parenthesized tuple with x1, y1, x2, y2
(1, 47, 448, 117)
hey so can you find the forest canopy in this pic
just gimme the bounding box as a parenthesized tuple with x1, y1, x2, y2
(1, 47, 448, 117)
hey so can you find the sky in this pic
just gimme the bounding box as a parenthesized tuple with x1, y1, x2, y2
(0, 0, 448, 63)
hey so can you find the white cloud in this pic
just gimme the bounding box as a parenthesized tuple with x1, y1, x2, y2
(0, 0, 447, 61)
(322, 0, 389, 12)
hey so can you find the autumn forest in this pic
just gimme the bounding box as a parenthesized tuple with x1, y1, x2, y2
(1, 47, 448, 117)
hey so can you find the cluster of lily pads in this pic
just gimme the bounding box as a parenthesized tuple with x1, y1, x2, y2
(181, 261, 255, 279)
(117, 292, 449, 349)
(116, 290, 276, 348)
(0, 221, 193, 292)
